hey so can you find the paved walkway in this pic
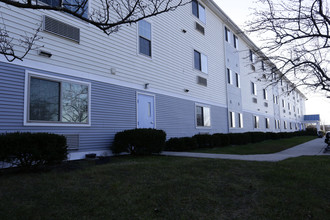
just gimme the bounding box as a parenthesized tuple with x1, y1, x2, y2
(161, 138, 329, 162)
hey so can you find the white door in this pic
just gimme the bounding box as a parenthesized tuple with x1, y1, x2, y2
(137, 94, 155, 128)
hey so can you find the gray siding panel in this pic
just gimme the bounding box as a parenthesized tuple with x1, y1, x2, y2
(0, 62, 229, 153)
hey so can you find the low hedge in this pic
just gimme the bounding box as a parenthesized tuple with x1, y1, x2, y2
(165, 130, 312, 152)
(0, 132, 68, 169)
(111, 129, 166, 155)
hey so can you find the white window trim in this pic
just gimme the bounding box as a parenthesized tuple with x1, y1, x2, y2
(137, 20, 153, 59)
(227, 68, 232, 84)
(229, 111, 235, 128)
(195, 103, 211, 128)
(238, 113, 243, 128)
(251, 82, 257, 96)
(236, 73, 240, 88)
(193, 49, 208, 74)
(24, 71, 91, 127)
(265, 118, 270, 129)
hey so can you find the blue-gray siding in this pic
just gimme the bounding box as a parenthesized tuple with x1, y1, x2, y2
(0, 62, 229, 152)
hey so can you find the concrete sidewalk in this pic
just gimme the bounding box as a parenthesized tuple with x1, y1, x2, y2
(161, 138, 328, 162)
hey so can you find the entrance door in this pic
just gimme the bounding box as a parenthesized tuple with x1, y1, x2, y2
(137, 93, 155, 128)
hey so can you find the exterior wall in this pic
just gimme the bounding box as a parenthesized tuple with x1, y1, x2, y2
(0, 61, 228, 154)
(0, 0, 308, 158)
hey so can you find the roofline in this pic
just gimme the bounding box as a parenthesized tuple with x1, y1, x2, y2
(203, 0, 307, 100)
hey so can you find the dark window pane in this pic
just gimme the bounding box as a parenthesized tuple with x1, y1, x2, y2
(194, 50, 201, 70)
(196, 106, 203, 126)
(40, 0, 60, 7)
(139, 37, 151, 56)
(62, 82, 88, 123)
(192, 0, 198, 17)
(30, 78, 60, 121)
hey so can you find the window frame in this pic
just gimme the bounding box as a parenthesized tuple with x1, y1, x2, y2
(263, 89, 268, 100)
(225, 27, 231, 43)
(229, 111, 235, 128)
(251, 82, 257, 95)
(233, 34, 238, 49)
(195, 104, 211, 128)
(253, 115, 259, 129)
(24, 71, 91, 127)
(227, 68, 232, 84)
(194, 49, 208, 74)
(265, 118, 270, 129)
(235, 73, 240, 88)
(39, 0, 89, 18)
(192, 0, 206, 23)
(138, 20, 152, 57)
(238, 113, 243, 128)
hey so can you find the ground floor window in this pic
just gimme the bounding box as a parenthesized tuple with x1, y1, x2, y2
(254, 115, 259, 128)
(27, 73, 90, 124)
(196, 105, 211, 127)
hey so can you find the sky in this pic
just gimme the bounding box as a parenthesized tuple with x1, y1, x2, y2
(214, 0, 330, 125)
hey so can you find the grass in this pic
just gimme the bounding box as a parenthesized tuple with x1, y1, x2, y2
(1, 155, 330, 219)
(191, 136, 317, 155)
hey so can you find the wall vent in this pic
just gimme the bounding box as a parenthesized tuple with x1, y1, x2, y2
(252, 97, 257, 103)
(63, 134, 80, 150)
(283, 109, 286, 113)
(264, 102, 268, 107)
(43, 15, 80, 43)
(197, 76, 207, 86)
(195, 22, 205, 35)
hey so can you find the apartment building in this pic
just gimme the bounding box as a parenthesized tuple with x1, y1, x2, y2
(0, 0, 306, 158)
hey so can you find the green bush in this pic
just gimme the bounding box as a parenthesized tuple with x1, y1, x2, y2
(111, 129, 166, 155)
(0, 132, 67, 169)
(193, 134, 213, 148)
(228, 133, 252, 145)
(165, 137, 198, 151)
(212, 133, 230, 147)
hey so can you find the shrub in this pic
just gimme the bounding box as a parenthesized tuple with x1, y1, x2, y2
(228, 133, 252, 145)
(111, 129, 166, 155)
(212, 133, 230, 147)
(0, 132, 67, 169)
(193, 134, 213, 148)
(165, 137, 198, 151)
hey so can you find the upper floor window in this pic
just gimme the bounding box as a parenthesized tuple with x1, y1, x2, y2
(233, 34, 238, 49)
(192, 0, 206, 23)
(261, 61, 265, 71)
(194, 50, 208, 73)
(249, 49, 255, 62)
(196, 105, 211, 127)
(235, 73, 240, 88)
(40, 0, 88, 18)
(138, 20, 152, 57)
(263, 89, 268, 100)
(251, 82, 257, 95)
(227, 68, 232, 84)
(27, 74, 90, 125)
(225, 27, 231, 43)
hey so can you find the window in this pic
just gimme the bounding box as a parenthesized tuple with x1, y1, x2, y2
(225, 27, 231, 43)
(282, 99, 285, 108)
(261, 61, 265, 71)
(284, 121, 287, 129)
(278, 120, 281, 129)
(275, 119, 277, 129)
(265, 118, 270, 129)
(251, 82, 257, 95)
(196, 105, 210, 127)
(233, 34, 238, 49)
(288, 103, 291, 110)
(263, 89, 268, 100)
(194, 50, 208, 73)
(229, 111, 235, 128)
(28, 75, 89, 124)
(249, 49, 255, 62)
(192, 0, 206, 23)
(254, 115, 259, 128)
(139, 20, 151, 57)
(290, 122, 292, 130)
(227, 68, 232, 84)
(235, 73, 240, 88)
(40, 0, 88, 18)
(238, 113, 243, 128)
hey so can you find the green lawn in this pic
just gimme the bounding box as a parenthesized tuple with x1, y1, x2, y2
(1, 155, 330, 219)
(191, 136, 317, 154)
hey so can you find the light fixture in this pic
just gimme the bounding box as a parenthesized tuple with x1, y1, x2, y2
(144, 83, 149, 89)
(38, 50, 52, 58)
(184, 89, 189, 92)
